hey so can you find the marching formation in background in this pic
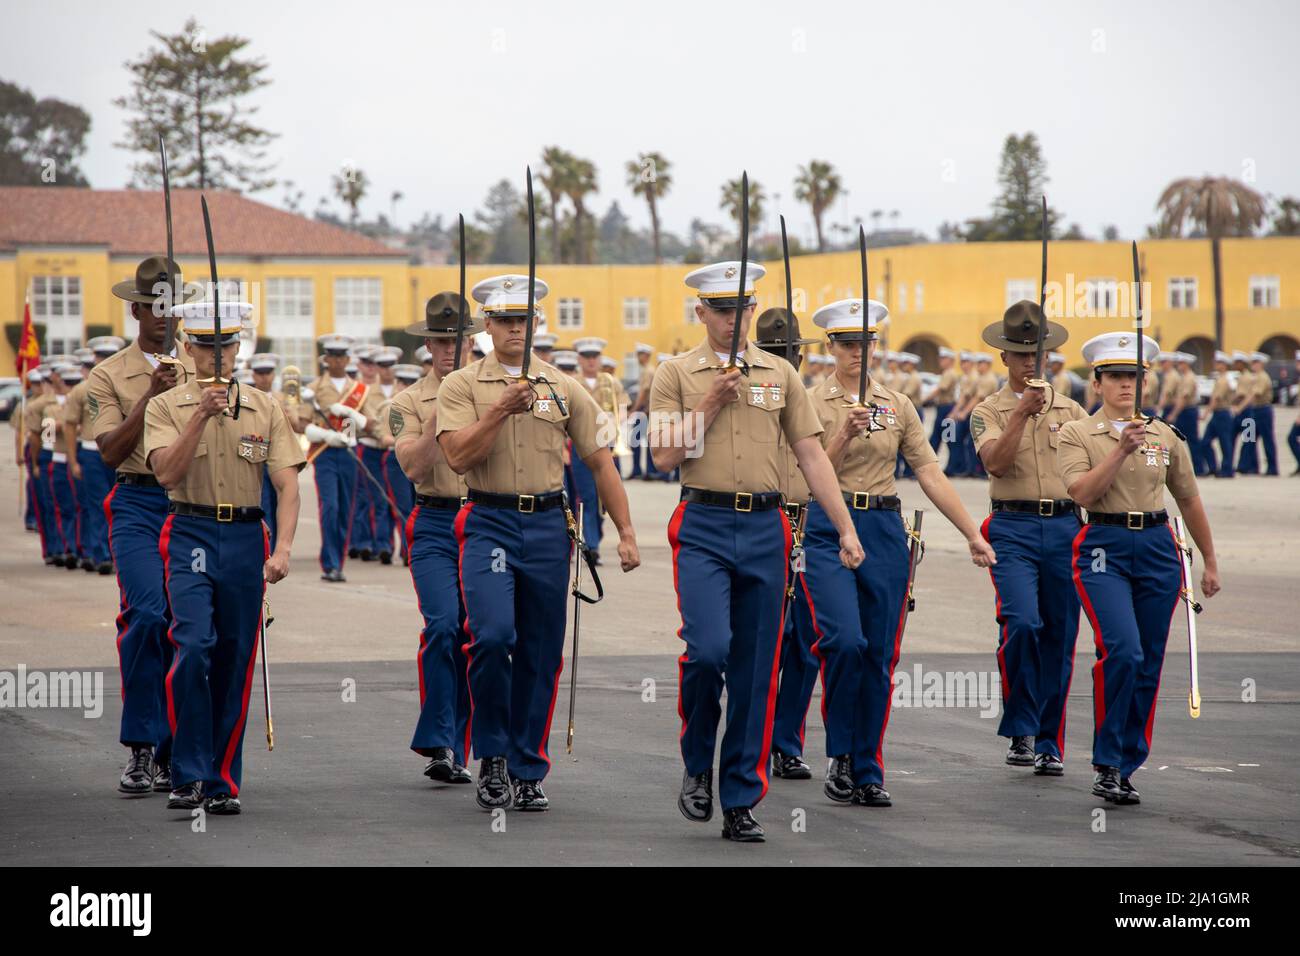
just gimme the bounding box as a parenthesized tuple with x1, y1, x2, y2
(17, 165, 1277, 841)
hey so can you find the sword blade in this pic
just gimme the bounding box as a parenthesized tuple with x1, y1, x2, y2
(858, 225, 869, 405)
(1035, 195, 1048, 380)
(160, 132, 176, 352)
(200, 194, 221, 384)
(727, 171, 748, 368)
(566, 503, 585, 753)
(453, 212, 467, 369)
(1132, 240, 1144, 415)
(522, 166, 537, 380)
(780, 214, 793, 366)
(1173, 517, 1201, 717)
(261, 599, 274, 750)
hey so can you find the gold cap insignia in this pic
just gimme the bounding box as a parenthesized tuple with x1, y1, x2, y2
(724, 266, 737, 279)
(849, 302, 861, 314)
(503, 278, 514, 290)
(1118, 336, 1129, 347)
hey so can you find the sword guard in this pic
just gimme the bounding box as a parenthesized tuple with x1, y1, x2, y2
(712, 358, 751, 376)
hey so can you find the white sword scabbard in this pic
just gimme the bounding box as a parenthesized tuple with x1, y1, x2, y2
(1173, 516, 1201, 719)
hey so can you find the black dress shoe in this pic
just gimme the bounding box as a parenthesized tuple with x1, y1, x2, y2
(321, 568, 346, 583)
(205, 792, 242, 815)
(44, 555, 59, 566)
(63, 553, 79, 569)
(1092, 765, 1123, 801)
(118, 746, 154, 794)
(359, 548, 374, 562)
(825, 755, 854, 803)
(96, 561, 114, 575)
(678, 769, 714, 822)
(450, 764, 472, 785)
(151, 762, 172, 792)
(851, 783, 892, 807)
(1033, 753, 1064, 776)
(167, 781, 204, 810)
(720, 807, 765, 842)
(1006, 735, 1035, 766)
(80, 558, 95, 572)
(512, 778, 549, 811)
(379, 550, 393, 565)
(476, 756, 512, 810)
(423, 747, 455, 783)
(1118, 776, 1141, 805)
(348, 547, 360, 559)
(771, 749, 812, 780)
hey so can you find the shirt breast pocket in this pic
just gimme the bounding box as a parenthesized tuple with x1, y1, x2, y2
(530, 397, 570, 452)
(744, 383, 786, 442)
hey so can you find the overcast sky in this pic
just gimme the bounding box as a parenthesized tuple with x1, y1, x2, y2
(5, 0, 1297, 246)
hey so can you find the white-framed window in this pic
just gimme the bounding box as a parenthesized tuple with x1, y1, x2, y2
(334, 277, 382, 340)
(266, 278, 314, 337)
(898, 283, 907, 312)
(623, 296, 649, 329)
(1005, 278, 1036, 307)
(30, 275, 82, 356)
(1167, 277, 1197, 309)
(557, 297, 584, 329)
(684, 296, 700, 324)
(1249, 275, 1280, 308)
(914, 281, 924, 312)
(1085, 277, 1119, 316)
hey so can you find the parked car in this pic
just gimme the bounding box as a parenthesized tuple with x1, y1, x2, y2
(0, 379, 23, 422)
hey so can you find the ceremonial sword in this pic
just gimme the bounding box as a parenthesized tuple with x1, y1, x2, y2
(565, 502, 604, 753)
(158, 133, 179, 362)
(724, 171, 749, 371)
(1172, 515, 1203, 718)
(1132, 240, 1149, 423)
(780, 213, 794, 367)
(198, 195, 240, 419)
(261, 597, 275, 749)
(452, 213, 467, 369)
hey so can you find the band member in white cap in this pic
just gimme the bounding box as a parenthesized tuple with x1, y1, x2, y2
(1058, 331, 1219, 805)
(650, 261, 863, 843)
(803, 298, 994, 809)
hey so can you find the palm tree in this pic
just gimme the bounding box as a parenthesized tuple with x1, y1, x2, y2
(538, 146, 573, 262)
(720, 177, 765, 250)
(564, 156, 599, 264)
(331, 167, 369, 226)
(1156, 176, 1266, 348)
(627, 151, 673, 263)
(793, 160, 841, 252)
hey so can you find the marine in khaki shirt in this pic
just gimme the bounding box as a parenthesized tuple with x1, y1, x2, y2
(973, 384, 1087, 502)
(808, 376, 937, 496)
(87, 340, 196, 474)
(934, 364, 962, 406)
(24, 390, 61, 454)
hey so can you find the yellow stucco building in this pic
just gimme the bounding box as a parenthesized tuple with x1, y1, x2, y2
(3, 188, 1297, 378)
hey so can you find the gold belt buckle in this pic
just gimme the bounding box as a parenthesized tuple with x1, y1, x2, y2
(734, 492, 753, 512)
(217, 503, 234, 523)
(1127, 511, 1144, 530)
(1039, 499, 1054, 517)
(853, 491, 870, 510)
(784, 502, 801, 521)
(518, 494, 535, 514)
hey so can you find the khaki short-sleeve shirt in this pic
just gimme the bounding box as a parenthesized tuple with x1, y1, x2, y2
(809, 376, 937, 496)
(86, 343, 196, 474)
(435, 353, 600, 494)
(390, 371, 468, 499)
(144, 383, 305, 508)
(1058, 413, 1198, 513)
(648, 340, 822, 494)
(972, 385, 1087, 500)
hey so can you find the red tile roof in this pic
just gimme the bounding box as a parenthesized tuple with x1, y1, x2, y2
(0, 187, 405, 259)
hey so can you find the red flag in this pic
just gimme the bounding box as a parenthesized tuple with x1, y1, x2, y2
(16, 296, 40, 377)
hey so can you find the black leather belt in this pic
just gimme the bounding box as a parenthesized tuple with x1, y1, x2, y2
(992, 498, 1076, 517)
(415, 494, 465, 510)
(681, 487, 784, 512)
(842, 492, 901, 512)
(116, 472, 161, 487)
(169, 502, 265, 523)
(467, 489, 565, 513)
(1088, 510, 1169, 530)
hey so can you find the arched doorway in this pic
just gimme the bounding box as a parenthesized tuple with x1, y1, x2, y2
(1175, 335, 1214, 372)
(899, 335, 946, 373)
(1259, 334, 1300, 361)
